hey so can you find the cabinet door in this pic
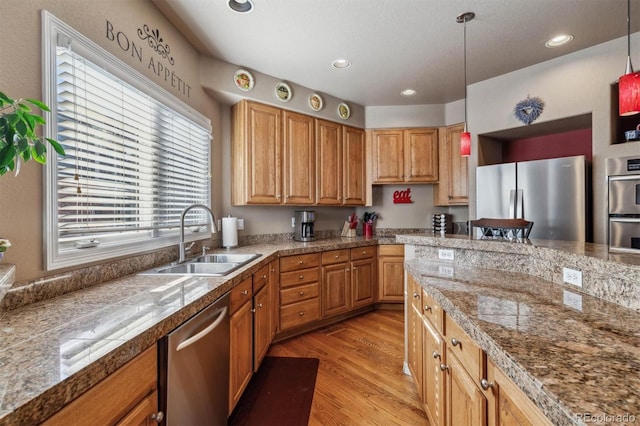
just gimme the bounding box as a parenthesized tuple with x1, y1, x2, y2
(316, 119, 343, 205)
(486, 359, 552, 426)
(253, 285, 270, 371)
(378, 254, 404, 302)
(343, 126, 366, 205)
(423, 318, 445, 426)
(322, 262, 351, 317)
(283, 111, 315, 204)
(269, 260, 279, 337)
(235, 101, 282, 204)
(351, 258, 375, 308)
(446, 349, 487, 426)
(372, 129, 404, 183)
(405, 128, 438, 182)
(407, 290, 423, 399)
(115, 390, 158, 426)
(229, 299, 253, 414)
(435, 123, 468, 206)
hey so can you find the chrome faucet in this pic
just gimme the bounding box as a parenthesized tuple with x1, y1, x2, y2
(179, 204, 217, 263)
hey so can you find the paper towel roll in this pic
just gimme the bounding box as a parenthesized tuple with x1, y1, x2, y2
(222, 216, 238, 248)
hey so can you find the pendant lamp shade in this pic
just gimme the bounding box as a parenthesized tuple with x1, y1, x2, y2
(619, 0, 640, 116)
(460, 131, 471, 156)
(457, 12, 474, 156)
(619, 71, 640, 116)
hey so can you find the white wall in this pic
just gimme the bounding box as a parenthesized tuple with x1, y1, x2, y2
(467, 33, 640, 244)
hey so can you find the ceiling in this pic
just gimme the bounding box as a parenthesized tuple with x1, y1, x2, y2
(153, 0, 640, 107)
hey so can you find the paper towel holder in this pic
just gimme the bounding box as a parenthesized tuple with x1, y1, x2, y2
(222, 215, 239, 249)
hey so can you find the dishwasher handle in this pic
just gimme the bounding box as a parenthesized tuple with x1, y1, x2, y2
(176, 306, 228, 352)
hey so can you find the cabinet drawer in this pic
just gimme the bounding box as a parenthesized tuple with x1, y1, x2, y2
(280, 253, 320, 272)
(280, 298, 320, 330)
(350, 246, 376, 261)
(230, 277, 253, 315)
(280, 282, 319, 306)
(280, 267, 320, 288)
(445, 314, 484, 381)
(321, 249, 350, 265)
(422, 289, 443, 334)
(378, 244, 403, 256)
(253, 264, 270, 292)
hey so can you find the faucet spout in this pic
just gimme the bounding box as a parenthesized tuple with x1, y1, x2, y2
(179, 204, 217, 263)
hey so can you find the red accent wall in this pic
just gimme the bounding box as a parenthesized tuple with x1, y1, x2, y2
(502, 128, 592, 163)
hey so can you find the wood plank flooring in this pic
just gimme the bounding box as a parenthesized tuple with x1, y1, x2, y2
(267, 309, 429, 426)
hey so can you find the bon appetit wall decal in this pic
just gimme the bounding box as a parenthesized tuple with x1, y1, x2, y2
(106, 20, 192, 98)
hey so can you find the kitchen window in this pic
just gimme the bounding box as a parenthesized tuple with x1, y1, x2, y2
(42, 12, 212, 270)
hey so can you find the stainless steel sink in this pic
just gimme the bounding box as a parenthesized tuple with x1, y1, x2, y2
(140, 253, 261, 276)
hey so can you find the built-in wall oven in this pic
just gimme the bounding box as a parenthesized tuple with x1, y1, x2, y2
(607, 156, 640, 252)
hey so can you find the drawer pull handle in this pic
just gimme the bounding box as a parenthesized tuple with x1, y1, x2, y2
(151, 411, 164, 423)
(299, 260, 304, 264)
(299, 275, 304, 279)
(257, 303, 263, 309)
(362, 251, 367, 254)
(299, 311, 305, 316)
(439, 363, 449, 371)
(413, 292, 420, 299)
(432, 351, 441, 360)
(241, 290, 249, 296)
(480, 379, 494, 390)
(335, 254, 340, 258)
(451, 338, 461, 347)
(424, 305, 432, 312)
(299, 291, 304, 296)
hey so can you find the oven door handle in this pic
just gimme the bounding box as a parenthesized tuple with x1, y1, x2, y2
(176, 306, 228, 352)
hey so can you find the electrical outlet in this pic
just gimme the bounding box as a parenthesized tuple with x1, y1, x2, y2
(438, 249, 454, 261)
(438, 265, 454, 277)
(237, 218, 245, 230)
(562, 267, 583, 287)
(217, 219, 221, 230)
(291, 217, 295, 227)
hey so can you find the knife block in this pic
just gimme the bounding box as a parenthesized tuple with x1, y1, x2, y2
(341, 221, 357, 237)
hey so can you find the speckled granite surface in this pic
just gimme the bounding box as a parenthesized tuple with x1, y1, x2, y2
(0, 237, 383, 425)
(404, 259, 640, 426)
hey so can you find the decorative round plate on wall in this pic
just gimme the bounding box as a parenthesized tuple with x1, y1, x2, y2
(275, 82, 292, 102)
(338, 102, 350, 120)
(309, 93, 323, 111)
(233, 69, 254, 92)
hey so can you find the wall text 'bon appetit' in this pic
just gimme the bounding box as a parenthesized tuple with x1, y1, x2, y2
(106, 20, 192, 98)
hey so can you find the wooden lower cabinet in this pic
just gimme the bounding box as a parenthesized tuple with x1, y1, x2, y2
(322, 260, 351, 317)
(350, 247, 376, 309)
(377, 244, 404, 302)
(445, 348, 487, 426)
(279, 253, 321, 332)
(423, 317, 445, 426)
(407, 276, 423, 399)
(43, 346, 159, 425)
(229, 277, 254, 414)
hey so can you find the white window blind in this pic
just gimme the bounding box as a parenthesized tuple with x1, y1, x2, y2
(43, 12, 212, 270)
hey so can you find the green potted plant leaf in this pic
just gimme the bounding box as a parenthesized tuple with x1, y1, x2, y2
(0, 91, 65, 176)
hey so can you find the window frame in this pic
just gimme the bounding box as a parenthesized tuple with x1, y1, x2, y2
(42, 11, 212, 271)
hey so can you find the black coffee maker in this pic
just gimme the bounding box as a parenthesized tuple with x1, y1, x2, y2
(294, 210, 315, 242)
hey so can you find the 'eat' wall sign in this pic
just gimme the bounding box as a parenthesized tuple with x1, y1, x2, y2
(393, 188, 413, 204)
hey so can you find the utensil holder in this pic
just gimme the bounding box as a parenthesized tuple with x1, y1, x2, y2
(364, 222, 374, 238)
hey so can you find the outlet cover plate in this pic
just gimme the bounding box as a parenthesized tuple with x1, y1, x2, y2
(438, 249, 454, 261)
(237, 218, 245, 230)
(562, 267, 583, 287)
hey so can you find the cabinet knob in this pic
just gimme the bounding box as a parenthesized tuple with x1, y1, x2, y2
(299, 260, 304, 264)
(362, 251, 367, 255)
(353, 266, 357, 270)
(151, 412, 164, 423)
(299, 311, 305, 316)
(335, 254, 340, 258)
(241, 290, 249, 296)
(262, 274, 267, 280)
(257, 303, 263, 309)
(424, 305, 432, 312)
(432, 351, 441, 360)
(412, 292, 420, 299)
(345, 268, 350, 272)
(451, 338, 461, 347)
(480, 378, 494, 390)
(439, 363, 449, 371)
(299, 275, 304, 279)
(299, 291, 304, 296)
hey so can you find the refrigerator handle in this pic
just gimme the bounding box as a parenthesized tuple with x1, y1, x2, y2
(509, 189, 524, 218)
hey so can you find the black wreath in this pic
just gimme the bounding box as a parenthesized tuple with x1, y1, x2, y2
(514, 96, 544, 125)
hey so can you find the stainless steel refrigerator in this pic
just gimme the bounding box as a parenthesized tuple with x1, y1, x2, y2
(476, 155, 590, 241)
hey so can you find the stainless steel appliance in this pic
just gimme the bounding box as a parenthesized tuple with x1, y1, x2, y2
(160, 292, 230, 425)
(607, 155, 640, 253)
(476, 155, 590, 241)
(294, 210, 315, 242)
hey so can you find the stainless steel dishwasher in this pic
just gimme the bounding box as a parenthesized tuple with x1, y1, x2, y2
(160, 292, 230, 426)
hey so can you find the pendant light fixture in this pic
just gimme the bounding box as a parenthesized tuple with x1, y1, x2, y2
(457, 12, 474, 156)
(619, 0, 640, 116)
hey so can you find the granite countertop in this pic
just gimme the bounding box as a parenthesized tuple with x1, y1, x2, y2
(0, 236, 381, 425)
(404, 259, 640, 426)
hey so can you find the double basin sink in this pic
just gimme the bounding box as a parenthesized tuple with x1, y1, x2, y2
(141, 253, 262, 276)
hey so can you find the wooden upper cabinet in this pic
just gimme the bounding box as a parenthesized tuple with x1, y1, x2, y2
(371, 128, 438, 184)
(283, 111, 315, 205)
(343, 126, 367, 205)
(372, 129, 404, 182)
(316, 119, 343, 205)
(232, 100, 282, 205)
(434, 123, 469, 206)
(405, 128, 438, 182)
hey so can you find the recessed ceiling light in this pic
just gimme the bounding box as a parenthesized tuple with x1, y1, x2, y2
(545, 34, 573, 48)
(332, 59, 351, 69)
(228, 0, 253, 13)
(401, 89, 417, 96)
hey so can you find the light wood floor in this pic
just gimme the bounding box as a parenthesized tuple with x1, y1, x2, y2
(267, 309, 429, 426)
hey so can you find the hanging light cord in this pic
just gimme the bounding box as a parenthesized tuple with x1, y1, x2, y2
(626, 0, 634, 74)
(463, 15, 468, 130)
